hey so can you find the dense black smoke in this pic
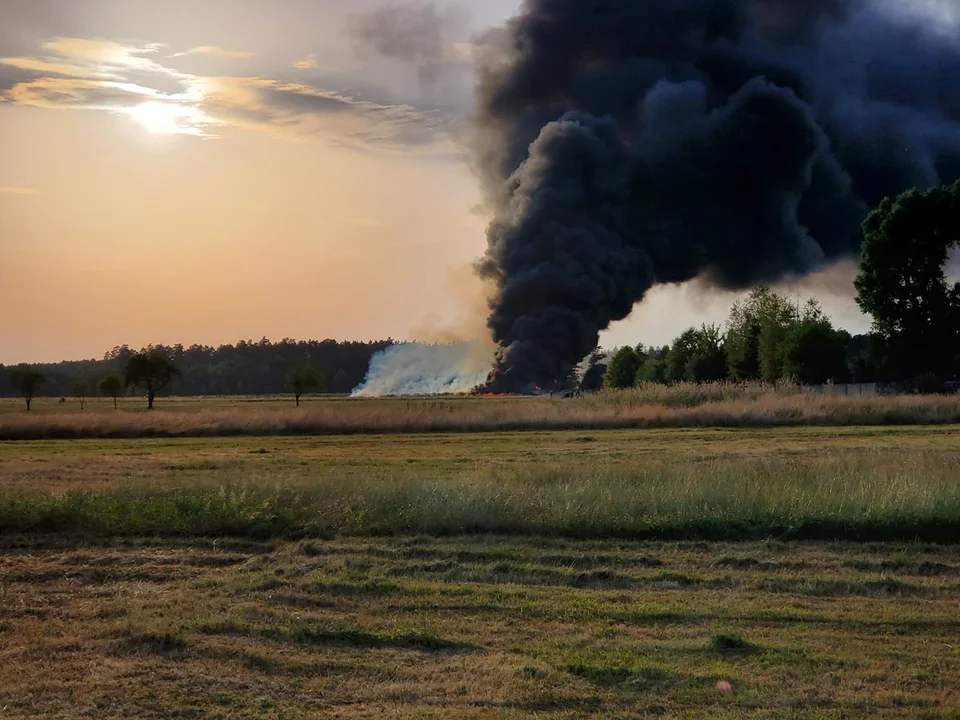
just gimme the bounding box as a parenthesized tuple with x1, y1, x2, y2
(475, 0, 960, 392)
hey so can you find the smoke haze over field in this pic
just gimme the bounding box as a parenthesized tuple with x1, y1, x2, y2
(475, 0, 960, 391)
(352, 341, 493, 395)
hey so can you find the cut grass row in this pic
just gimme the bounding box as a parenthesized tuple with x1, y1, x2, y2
(2, 535, 957, 718)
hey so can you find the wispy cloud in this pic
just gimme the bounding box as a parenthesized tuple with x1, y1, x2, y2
(171, 46, 256, 60)
(194, 76, 453, 149)
(292, 54, 319, 70)
(0, 56, 113, 80)
(0, 37, 453, 151)
(0, 186, 39, 195)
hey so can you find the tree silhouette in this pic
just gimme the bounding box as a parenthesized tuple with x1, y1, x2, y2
(288, 366, 324, 407)
(99, 375, 123, 409)
(71, 380, 89, 410)
(10, 366, 46, 411)
(124, 352, 180, 410)
(855, 180, 960, 380)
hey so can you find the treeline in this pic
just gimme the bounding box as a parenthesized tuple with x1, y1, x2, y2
(0, 338, 393, 399)
(583, 287, 875, 391)
(587, 180, 960, 392)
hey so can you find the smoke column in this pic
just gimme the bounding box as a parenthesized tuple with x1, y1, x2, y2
(475, 0, 960, 392)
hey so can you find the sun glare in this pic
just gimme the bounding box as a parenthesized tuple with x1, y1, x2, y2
(124, 100, 212, 136)
(127, 101, 181, 134)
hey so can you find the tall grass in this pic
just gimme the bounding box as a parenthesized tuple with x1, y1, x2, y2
(3, 388, 960, 440)
(2, 453, 958, 541)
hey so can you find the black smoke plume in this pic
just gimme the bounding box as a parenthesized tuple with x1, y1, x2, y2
(475, 0, 960, 392)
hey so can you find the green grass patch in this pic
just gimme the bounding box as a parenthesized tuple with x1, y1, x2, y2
(710, 633, 758, 654)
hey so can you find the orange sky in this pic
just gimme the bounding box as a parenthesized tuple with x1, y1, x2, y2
(0, 0, 871, 364)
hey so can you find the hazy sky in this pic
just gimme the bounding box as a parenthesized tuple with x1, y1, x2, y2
(0, 0, 875, 364)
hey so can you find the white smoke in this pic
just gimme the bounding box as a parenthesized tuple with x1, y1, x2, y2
(352, 341, 494, 396)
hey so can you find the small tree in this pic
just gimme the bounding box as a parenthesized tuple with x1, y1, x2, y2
(288, 365, 324, 407)
(100, 375, 123, 409)
(9, 366, 46, 411)
(71, 380, 89, 410)
(604, 347, 642, 389)
(124, 352, 180, 410)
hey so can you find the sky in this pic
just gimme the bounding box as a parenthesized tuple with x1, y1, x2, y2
(0, 0, 877, 364)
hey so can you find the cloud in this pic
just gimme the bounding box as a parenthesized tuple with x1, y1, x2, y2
(0, 186, 39, 195)
(292, 54, 319, 70)
(0, 36, 455, 150)
(6, 77, 163, 109)
(194, 76, 454, 149)
(170, 46, 255, 60)
(0, 56, 114, 80)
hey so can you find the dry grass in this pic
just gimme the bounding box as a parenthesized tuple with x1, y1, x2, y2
(3, 389, 960, 440)
(1, 535, 957, 718)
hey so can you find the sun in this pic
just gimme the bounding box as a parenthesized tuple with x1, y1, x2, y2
(127, 101, 182, 134)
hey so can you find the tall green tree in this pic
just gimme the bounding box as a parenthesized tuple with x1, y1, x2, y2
(781, 301, 849, 385)
(665, 329, 699, 384)
(725, 286, 798, 382)
(685, 324, 728, 383)
(99, 375, 123, 409)
(9, 366, 46, 411)
(855, 180, 960, 379)
(662, 326, 728, 384)
(124, 352, 181, 410)
(288, 366, 324, 407)
(604, 347, 642, 389)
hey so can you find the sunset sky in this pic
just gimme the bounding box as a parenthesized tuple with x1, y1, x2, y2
(0, 0, 878, 364)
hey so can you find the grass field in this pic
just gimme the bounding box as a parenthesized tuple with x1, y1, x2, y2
(2, 415, 959, 717)
(2, 535, 958, 718)
(5, 386, 960, 439)
(2, 426, 959, 541)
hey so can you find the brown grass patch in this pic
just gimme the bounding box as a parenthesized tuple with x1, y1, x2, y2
(3, 390, 960, 440)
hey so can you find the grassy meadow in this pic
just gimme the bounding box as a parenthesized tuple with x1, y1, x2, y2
(2, 426, 959, 542)
(5, 385, 960, 439)
(2, 397, 959, 717)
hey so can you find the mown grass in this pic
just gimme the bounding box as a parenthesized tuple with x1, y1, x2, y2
(2, 535, 957, 718)
(2, 427, 959, 542)
(4, 388, 960, 439)
(2, 428, 958, 716)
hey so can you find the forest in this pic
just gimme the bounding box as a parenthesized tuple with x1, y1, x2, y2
(0, 339, 393, 399)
